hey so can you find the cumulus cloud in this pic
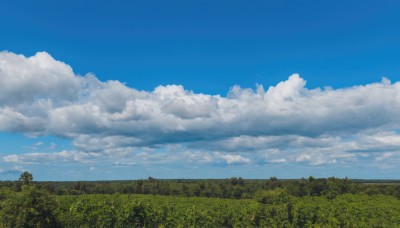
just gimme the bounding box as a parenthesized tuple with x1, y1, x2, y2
(0, 51, 80, 105)
(218, 154, 251, 165)
(1, 51, 400, 167)
(3, 150, 100, 164)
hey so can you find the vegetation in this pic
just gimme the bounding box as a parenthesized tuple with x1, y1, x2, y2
(18, 171, 33, 185)
(2, 176, 399, 199)
(0, 172, 399, 227)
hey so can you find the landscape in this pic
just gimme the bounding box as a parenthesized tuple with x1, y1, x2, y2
(1, 173, 400, 226)
(1, 0, 400, 227)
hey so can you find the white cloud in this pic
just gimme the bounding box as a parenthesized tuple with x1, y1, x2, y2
(0, 51, 80, 105)
(1, 51, 400, 168)
(34, 142, 44, 147)
(270, 158, 287, 163)
(376, 152, 394, 161)
(3, 150, 100, 164)
(218, 154, 251, 165)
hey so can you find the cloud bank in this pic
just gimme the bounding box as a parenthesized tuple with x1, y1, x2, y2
(1, 51, 400, 167)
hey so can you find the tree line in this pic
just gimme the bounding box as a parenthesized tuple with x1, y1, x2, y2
(2, 174, 399, 200)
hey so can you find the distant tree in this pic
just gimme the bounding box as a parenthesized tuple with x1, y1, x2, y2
(18, 171, 33, 185)
(266, 177, 279, 190)
(270, 177, 278, 182)
(136, 180, 144, 194)
(308, 176, 315, 182)
(229, 177, 245, 186)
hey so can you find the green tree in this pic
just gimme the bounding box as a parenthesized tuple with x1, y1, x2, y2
(0, 185, 60, 227)
(18, 171, 33, 185)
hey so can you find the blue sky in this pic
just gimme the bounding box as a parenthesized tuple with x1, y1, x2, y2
(1, 0, 400, 180)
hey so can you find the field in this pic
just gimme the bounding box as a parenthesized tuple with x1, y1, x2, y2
(1, 177, 400, 227)
(54, 193, 400, 227)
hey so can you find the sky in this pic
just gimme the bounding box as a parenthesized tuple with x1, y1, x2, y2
(1, 0, 400, 180)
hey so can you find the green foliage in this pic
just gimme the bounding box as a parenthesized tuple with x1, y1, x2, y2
(0, 185, 60, 227)
(1, 176, 400, 227)
(292, 194, 400, 227)
(52, 193, 400, 227)
(18, 171, 33, 185)
(5, 176, 398, 200)
(55, 194, 265, 227)
(254, 188, 291, 204)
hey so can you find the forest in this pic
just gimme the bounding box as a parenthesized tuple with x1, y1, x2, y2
(0, 172, 399, 227)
